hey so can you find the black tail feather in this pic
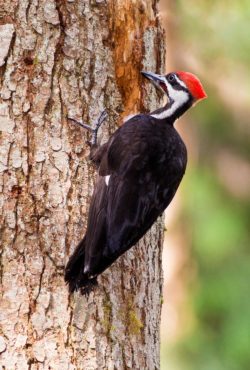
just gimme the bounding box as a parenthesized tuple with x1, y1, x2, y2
(65, 237, 89, 293)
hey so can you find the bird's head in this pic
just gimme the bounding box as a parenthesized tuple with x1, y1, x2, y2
(141, 70, 207, 108)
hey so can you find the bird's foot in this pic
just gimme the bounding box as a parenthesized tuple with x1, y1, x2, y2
(68, 109, 108, 146)
(80, 277, 98, 296)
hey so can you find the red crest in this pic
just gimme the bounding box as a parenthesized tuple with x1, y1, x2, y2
(177, 71, 207, 100)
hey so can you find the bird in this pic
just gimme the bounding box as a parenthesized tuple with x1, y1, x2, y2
(65, 70, 207, 294)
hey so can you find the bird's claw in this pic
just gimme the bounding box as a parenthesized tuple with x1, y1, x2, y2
(93, 109, 108, 130)
(90, 109, 108, 145)
(68, 109, 108, 146)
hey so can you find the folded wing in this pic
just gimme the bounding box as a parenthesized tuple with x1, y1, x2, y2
(84, 115, 187, 277)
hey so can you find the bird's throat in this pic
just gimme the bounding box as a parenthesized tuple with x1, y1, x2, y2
(150, 97, 192, 123)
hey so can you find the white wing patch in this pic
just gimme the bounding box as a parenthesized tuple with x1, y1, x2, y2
(105, 175, 111, 186)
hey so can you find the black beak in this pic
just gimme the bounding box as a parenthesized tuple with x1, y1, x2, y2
(141, 71, 168, 95)
(141, 71, 165, 83)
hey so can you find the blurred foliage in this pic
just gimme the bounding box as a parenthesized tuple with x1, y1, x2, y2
(178, 0, 250, 66)
(178, 169, 250, 370)
(161, 1, 250, 370)
(193, 90, 250, 160)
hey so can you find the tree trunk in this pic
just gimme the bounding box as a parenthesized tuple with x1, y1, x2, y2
(0, 1, 165, 369)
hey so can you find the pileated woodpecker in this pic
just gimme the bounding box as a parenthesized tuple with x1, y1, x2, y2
(65, 70, 207, 294)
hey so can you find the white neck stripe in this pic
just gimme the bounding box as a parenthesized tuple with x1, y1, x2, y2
(150, 102, 180, 119)
(150, 81, 189, 120)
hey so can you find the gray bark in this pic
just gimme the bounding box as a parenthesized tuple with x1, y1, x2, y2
(0, 1, 165, 369)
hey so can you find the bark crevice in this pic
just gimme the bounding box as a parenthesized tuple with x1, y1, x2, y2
(0, 1, 165, 369)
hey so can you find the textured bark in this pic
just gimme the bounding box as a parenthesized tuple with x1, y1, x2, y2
(0, 1, 165, 369)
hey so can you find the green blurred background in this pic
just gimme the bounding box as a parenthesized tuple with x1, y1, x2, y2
(159, 1, 250, 369)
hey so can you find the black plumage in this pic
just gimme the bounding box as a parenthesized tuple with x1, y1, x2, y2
(65, 70, 206, 294)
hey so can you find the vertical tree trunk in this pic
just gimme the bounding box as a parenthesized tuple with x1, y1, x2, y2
(0, 1, 165, 368)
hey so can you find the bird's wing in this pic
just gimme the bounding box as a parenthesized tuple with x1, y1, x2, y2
(84, 116, 186, 276)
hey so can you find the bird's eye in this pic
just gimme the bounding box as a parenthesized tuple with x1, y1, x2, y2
(168, 74, 175, 83)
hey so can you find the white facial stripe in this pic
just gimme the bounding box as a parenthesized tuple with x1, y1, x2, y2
(175, 75, 187, 89)
(166, 80, 189, 103)
(150, 79, 189, 119)
(105, 175, 110, 186)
